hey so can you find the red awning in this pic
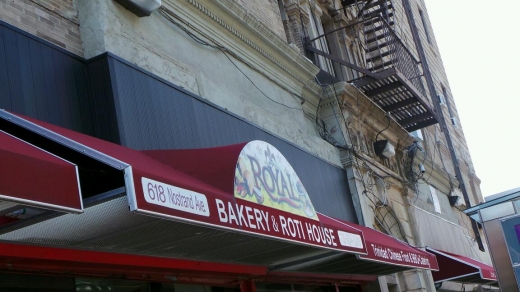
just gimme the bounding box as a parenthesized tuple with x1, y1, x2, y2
(141, 142, 368, 254)
(273, 215, 438, 275)
(0, 111, 365, 260)
(358, 223, 438, 270)
(0, 130, 82, 213)
(0, 110, 438, 277)
(141, 145, 437, 267)
(427, 247, 497, 285)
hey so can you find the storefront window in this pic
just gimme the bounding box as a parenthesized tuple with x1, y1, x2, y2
(0, 273, 75, 292)
(256, 283, 359, 292)
(75, 279, 233, 292)
(76, 278, 148, 292)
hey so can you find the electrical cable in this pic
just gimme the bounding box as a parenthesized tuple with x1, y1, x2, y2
(158, 7, 304, 111)
(409, 125, 458, 209)
(404, 126, 455, 206)
(372, 172, 388, 206)
(219, 50, 301, 110)
(454, 206, 485, 263)
(300, 1, 408, 241)
(409, 186, 486, 269)
(164, 1, 408, 241)
(309, 19, 398, 236)
(374, 114, 391, 142)
(420, 126, 436, 183)
(161, 2, 481, 258)
(315, 80, 399, 236)
(409, 127, 438, 204)
(434, 124, 455, 194)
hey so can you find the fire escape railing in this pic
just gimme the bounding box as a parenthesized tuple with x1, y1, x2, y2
(305, 15, 438, 132)
(366, 17, 426, 97)
(306, 16, 422, 92)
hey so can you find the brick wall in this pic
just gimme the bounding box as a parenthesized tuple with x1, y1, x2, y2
(240, 0, 286, 40)
(0, 0, 82, 56)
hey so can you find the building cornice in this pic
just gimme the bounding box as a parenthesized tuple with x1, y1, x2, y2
(163, 0, 320, 97)
(325, 83, 461, 196)
(322, 82, 414, 145)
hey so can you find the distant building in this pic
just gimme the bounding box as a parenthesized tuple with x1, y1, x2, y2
(0, 0, 498, 291)
(465, 187, 520, 291)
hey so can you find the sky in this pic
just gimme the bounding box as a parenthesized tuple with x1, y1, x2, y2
(424, 0, 520, 198)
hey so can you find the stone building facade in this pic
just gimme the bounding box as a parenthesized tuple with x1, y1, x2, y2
(0, 0, 495, 291)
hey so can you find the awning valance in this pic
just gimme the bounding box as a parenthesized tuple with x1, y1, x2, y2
(142, 142, 438, 271)
(273, 216, 438, 275)
(0, 110, 437, 277)
(427, 247, 497, 286)
(358, 222, 438, 270)
(0, 130, 82, 213)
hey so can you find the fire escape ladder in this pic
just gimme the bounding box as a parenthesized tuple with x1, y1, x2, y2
(305, 0, 438, 132)
(362, 0, 394, 73)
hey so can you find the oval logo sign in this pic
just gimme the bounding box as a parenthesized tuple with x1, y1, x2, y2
(234, 141, 318, 220)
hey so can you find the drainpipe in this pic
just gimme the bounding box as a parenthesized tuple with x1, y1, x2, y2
(401, 0, 484, 251)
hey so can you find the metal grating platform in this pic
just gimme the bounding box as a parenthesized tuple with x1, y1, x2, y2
(353, 68, 438, 132)
(306, 3, 439, 132)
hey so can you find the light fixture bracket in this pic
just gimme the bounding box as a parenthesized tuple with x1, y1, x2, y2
(113, 0, 161, 17)
(448, 195, 460, 206)
(373, 140, 395, 159)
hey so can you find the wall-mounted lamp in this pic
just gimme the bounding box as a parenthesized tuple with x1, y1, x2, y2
(341, 0, 357, 7)
(448, 195, 460, 206)
(373, 140, 395, 159)
(114, 0, 161, 17)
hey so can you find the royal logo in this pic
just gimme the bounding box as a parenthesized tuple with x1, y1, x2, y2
(234, 141, 318, 220)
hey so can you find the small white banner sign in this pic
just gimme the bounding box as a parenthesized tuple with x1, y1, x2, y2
(142, 177, 210, 217)
(338, 230, 364, 249)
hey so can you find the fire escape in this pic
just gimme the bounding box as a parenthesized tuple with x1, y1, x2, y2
(306, 0, 438, 132)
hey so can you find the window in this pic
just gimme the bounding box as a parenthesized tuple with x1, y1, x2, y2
(373, 174, 388, 206)
(277, 0, 292, 44)
(441, 86, 452, 115)
(429, 185, 441, 213)
(419, 10, 431, 44)
(308, 8, 335, 74)
(441, 85, 460, 128)
(278, 1, 360, 82)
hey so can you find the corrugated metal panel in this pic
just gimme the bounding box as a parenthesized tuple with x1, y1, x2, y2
(2, 27, 24, 113)
(108, 57, 357, 223)
(0, 26, 11, 110)
(411, 206, 492, 264)
(0, 21, 89, 133)
(0, 21, 120, 143)
(84, 56, 120, 143)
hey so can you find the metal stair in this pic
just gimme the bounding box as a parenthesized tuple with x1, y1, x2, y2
(305, 0, 438, 131)
(362, 0, 395, 73)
